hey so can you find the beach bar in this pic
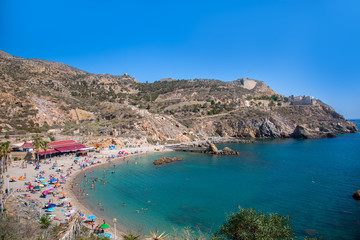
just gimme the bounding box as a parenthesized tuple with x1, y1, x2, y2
(18, 140, 87, 159)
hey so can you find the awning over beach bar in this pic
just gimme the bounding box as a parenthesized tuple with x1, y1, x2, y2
(38, 149, 59, 156)
(55, 145, 86, 153)
(49, 140, 87, 153)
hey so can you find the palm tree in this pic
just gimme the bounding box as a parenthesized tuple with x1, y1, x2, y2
(40, 140, 50, 160)
(32, 134, 43, 164)
(146, 230, 168, 240)
(2, 141, 12, 173)
(0, 142, 12, 174)
(39, 215, 52, 229)
(0, 143, 4, 177)
(122, 233, 140, 240)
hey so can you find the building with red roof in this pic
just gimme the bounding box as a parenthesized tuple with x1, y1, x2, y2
(19, 140, 87, 156)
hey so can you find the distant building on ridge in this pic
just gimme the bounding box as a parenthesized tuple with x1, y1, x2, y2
(289, 95, 314, 105)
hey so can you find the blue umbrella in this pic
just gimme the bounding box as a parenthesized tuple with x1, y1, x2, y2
(50, 178, 57, 183)
(39, 177, 45, 180)
(46, 203, 56, 208)
(87, 215, 96, 220)
(46, 208, 55, 212)
(36, 165, 41, 168)
(99, 233, 112, 239)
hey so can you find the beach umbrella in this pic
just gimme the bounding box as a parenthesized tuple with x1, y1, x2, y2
(39, 177, 45, 180)
(61, 192, 66, 195)
(99, 233, 112, 239)
(36, 165, 41, 168)
(46, 208, 55, 212)
(39, 184, 44, 187)
(10, 177, 16, 180)
(33, 186, 41, 190)
(100, 224, 110, 229)
(18, 176, 24, 181)
(87, 215, 96, 220)
(46, 186, 53, 190)
(46, 203, 56, 208)
(54, 183, 61, 187)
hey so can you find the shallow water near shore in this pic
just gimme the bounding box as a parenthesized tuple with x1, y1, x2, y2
(77, 121, 360, 239)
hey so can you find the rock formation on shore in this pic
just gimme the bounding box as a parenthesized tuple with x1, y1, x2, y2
(153, 156, 183, 165)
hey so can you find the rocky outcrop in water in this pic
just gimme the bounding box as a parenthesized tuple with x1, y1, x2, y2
(153, 156, 183, 165)
(206, 142, 240, 155)
(352, 190, 360, 200)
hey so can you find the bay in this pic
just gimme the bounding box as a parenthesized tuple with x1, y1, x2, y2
(76, 121, 360, 239)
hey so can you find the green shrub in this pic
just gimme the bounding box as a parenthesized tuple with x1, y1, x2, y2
(39, 215, 52, 229)
(212, 208, 295, 240)
(212, 208, 322, 240)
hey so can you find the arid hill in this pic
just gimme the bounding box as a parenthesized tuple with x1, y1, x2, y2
(0, 50, 357, 144)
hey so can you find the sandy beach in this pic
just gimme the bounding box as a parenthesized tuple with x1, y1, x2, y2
(3, 144, 172, 239)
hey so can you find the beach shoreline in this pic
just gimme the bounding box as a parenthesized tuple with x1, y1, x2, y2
(3, 144, 172, 239)
(68, 146, 173, 238)
(2, 136, 248, 239)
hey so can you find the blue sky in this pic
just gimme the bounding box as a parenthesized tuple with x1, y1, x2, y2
(1, 0, 360, 118)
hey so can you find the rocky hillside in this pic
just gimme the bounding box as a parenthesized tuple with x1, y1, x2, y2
(0, 50, 357, 144)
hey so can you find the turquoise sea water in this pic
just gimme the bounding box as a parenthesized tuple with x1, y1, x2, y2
(76, 121, 360, 239)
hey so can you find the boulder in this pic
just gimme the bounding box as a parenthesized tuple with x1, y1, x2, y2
(207, 142, 219, 153)
(292, 125, 308, 139)
(352, 190, 360, 200)
(223, 147, 232, 152)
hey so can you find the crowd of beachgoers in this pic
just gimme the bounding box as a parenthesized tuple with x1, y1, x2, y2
(1, 145, 169, 239)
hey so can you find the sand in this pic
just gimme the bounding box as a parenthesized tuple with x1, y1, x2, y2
(2, 144, 171, 239)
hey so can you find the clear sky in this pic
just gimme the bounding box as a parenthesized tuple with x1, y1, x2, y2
(1, 0, 359, 118)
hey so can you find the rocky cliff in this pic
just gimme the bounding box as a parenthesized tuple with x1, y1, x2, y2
(0, 50, 358, 143)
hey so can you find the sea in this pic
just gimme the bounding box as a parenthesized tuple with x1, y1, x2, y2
(76, 121, 360, 239)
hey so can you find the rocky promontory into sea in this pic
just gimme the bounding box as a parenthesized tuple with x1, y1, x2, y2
(167, 141, 240, 155)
